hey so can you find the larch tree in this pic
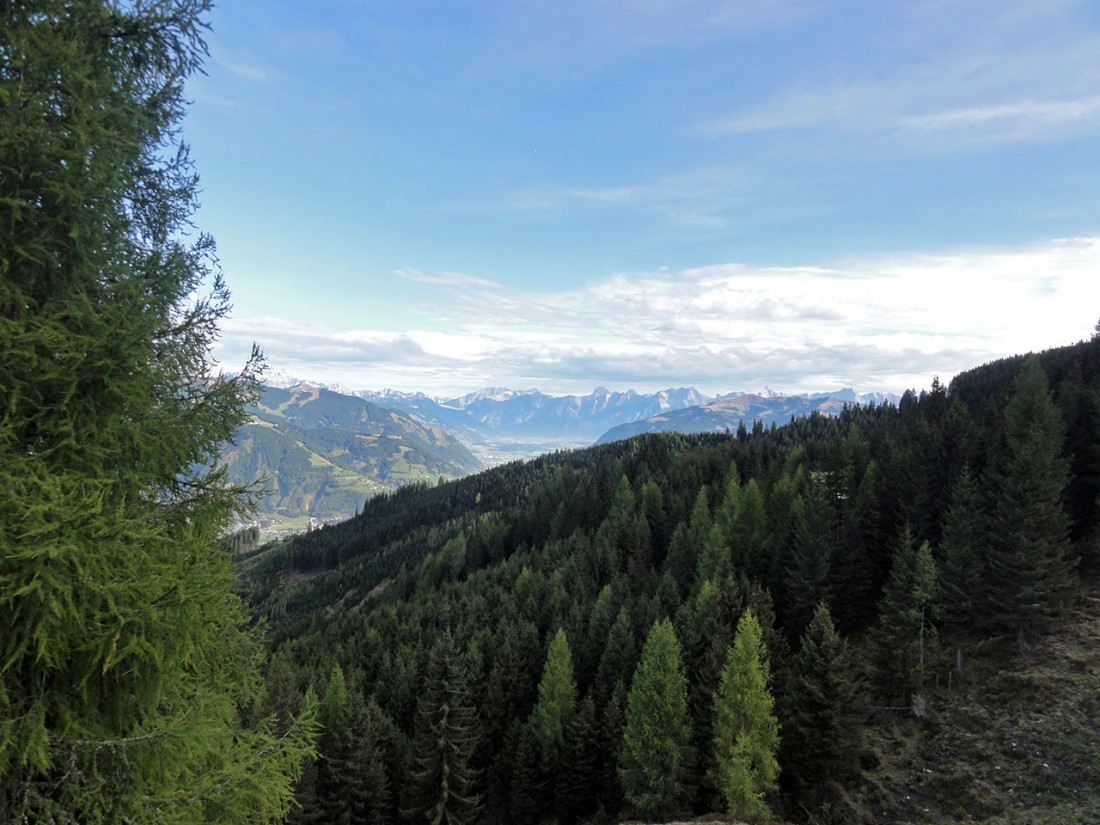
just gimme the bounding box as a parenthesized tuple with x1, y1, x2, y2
(530, 628, 578, 763)
(0, 1, 317, 820)
(618, 618, 693, 820)
(711, 609, 780, 820)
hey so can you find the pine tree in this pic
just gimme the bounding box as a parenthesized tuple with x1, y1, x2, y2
(981, 358, 1077, 642)
(711, 609, 780, 820)
(782, 602, 862, 814)
(618, 618, 693, 819)
(0, 2, 316, 819)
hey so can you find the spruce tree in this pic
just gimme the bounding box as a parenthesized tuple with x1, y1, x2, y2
(319, 692, 394, 825)
(0, 1, 316, 819)
(618, 618, 693, 819)
(598, 679, 628, 818)
(938, 465, 985, 636)
(405, 632, 482, 825)
(981, 358, 1077, 642)
(508, 722, 548, 825)
(872, 527, 939, 706)
(711, 609, 780, 820)
(556, 694, 600, 825)
(782, 602, 862, 814)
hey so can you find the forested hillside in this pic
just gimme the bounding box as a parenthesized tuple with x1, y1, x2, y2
(221, 384, 482, 534)
(241, 336, 1100, 824)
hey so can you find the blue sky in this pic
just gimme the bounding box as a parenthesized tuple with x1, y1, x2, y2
(187, 0, 1100, 397)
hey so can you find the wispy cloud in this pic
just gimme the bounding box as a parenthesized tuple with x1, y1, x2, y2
(701, 3, 1100, 151)
(508, 165, 749, 228)
(215, 237, 1100, 397)
(395, 268, 504, 289)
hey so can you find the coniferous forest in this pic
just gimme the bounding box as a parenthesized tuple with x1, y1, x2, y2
(5, 1, 1100, 823)
(241, 335, 1100, 824)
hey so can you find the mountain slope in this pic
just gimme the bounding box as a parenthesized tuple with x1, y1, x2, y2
(221, 384, 482, 534)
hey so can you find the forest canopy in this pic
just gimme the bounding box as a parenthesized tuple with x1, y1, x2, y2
(243, 335, 1100, 823)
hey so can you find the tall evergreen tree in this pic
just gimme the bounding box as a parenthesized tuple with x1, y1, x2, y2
(783, 491, 832, 636)
(319, 692, 394, 825)
(618, 618, 693, 820)
(782, 602, 862, 816)
(508, 722, 548, 825)
(981, 358, 1077, 642)
(594, 605, 637, 709)
(531, 628, 579, 761)
(711, 610, 780, 820)
(404, 632, 482, 825)
(938, 465, 985, 636)
(598, 679, 628, 818)
(872, 527, 939, 706)
(0, 1, 316, 819)
(556, 694, 600, 825)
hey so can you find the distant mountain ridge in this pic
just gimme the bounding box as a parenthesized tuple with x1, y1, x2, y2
(596, 387, 901, 444)
(262, 370, 899, 448)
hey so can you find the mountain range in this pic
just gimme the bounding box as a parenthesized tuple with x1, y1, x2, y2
(596, 387, 899, 443)
(240, 375, 901, 532)
(357, 385, 710, 442)
(268, 371, 898, 447)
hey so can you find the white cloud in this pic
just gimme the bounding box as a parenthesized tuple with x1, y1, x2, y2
(215, 237, 1100, 398)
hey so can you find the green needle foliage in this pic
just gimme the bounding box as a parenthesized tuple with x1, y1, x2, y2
(872, 527, 940, 706)
(0, 0, 316, 819)
(531, 627, 578, 762)
(405, 632, 482, 825)
(711, 609, 780, 820)
(783, 602, 862, 817)
(619, 617, 693, 820)
(981, 358, 1077, 643)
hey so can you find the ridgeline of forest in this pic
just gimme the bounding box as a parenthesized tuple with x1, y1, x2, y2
(240, 335, 1100, 824)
